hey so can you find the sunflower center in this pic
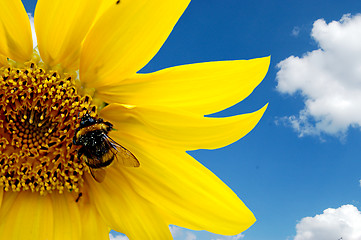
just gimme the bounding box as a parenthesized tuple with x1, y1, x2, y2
(0, 62, 94, 195)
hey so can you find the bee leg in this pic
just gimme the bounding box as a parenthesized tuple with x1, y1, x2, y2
(104, 121, 113, 131)
(77, 147, 85, 159)
(73, 128, 80, 145)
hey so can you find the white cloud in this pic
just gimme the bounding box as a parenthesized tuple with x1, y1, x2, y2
(211, 233, 245, 240)
(109, 233, 129, 240)
(28, 13, 37, 48)
(170, 226, 197, 240)
(109, 226, 198, 240)
(276, 14, 361, 137)
(293, 205, 361, 240)
(169, 225, 183, 237)
(185, 232, 197, 240)
(291, 26, 300, 37)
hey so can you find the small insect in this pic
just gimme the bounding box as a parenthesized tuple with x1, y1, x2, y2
(73, 112, 140, 182)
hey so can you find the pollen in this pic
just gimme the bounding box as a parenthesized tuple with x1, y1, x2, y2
(0, 61, 94, 195)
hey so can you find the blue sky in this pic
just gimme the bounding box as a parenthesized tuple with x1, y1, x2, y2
(23, 0, 361, 239)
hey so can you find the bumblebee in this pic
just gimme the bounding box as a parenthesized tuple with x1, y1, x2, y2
(73, 113, 139, 182)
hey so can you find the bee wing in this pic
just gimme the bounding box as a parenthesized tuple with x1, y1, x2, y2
(115, 145, 140, 167)
(90, 168, 106, 183)
(105, 135, 140, 168)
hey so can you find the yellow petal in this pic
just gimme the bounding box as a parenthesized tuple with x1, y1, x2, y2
(78, 192, 109, 240)
(34, 0, 102, 70)
(0, 55, 8, 67)
(0, 188, 3, 209)
(86, 170, 173, 239)
(0, 192, 53, 239)
(94, 0, 116, 22)
(80, 0, 190, 87)
(0, 0, 33, 62)
(50, 192, 81, 240)
(97, 57, 270, 115)
(114, 140, 256, 235)
(100, 103, 267, 150)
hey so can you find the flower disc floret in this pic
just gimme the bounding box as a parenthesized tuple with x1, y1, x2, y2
(0, 61, 94, 195)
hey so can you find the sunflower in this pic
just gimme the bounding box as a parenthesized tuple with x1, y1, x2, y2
(0, 0, 269, 239)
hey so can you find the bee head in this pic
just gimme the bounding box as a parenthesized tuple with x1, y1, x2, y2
(79, 113, 96, 128)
